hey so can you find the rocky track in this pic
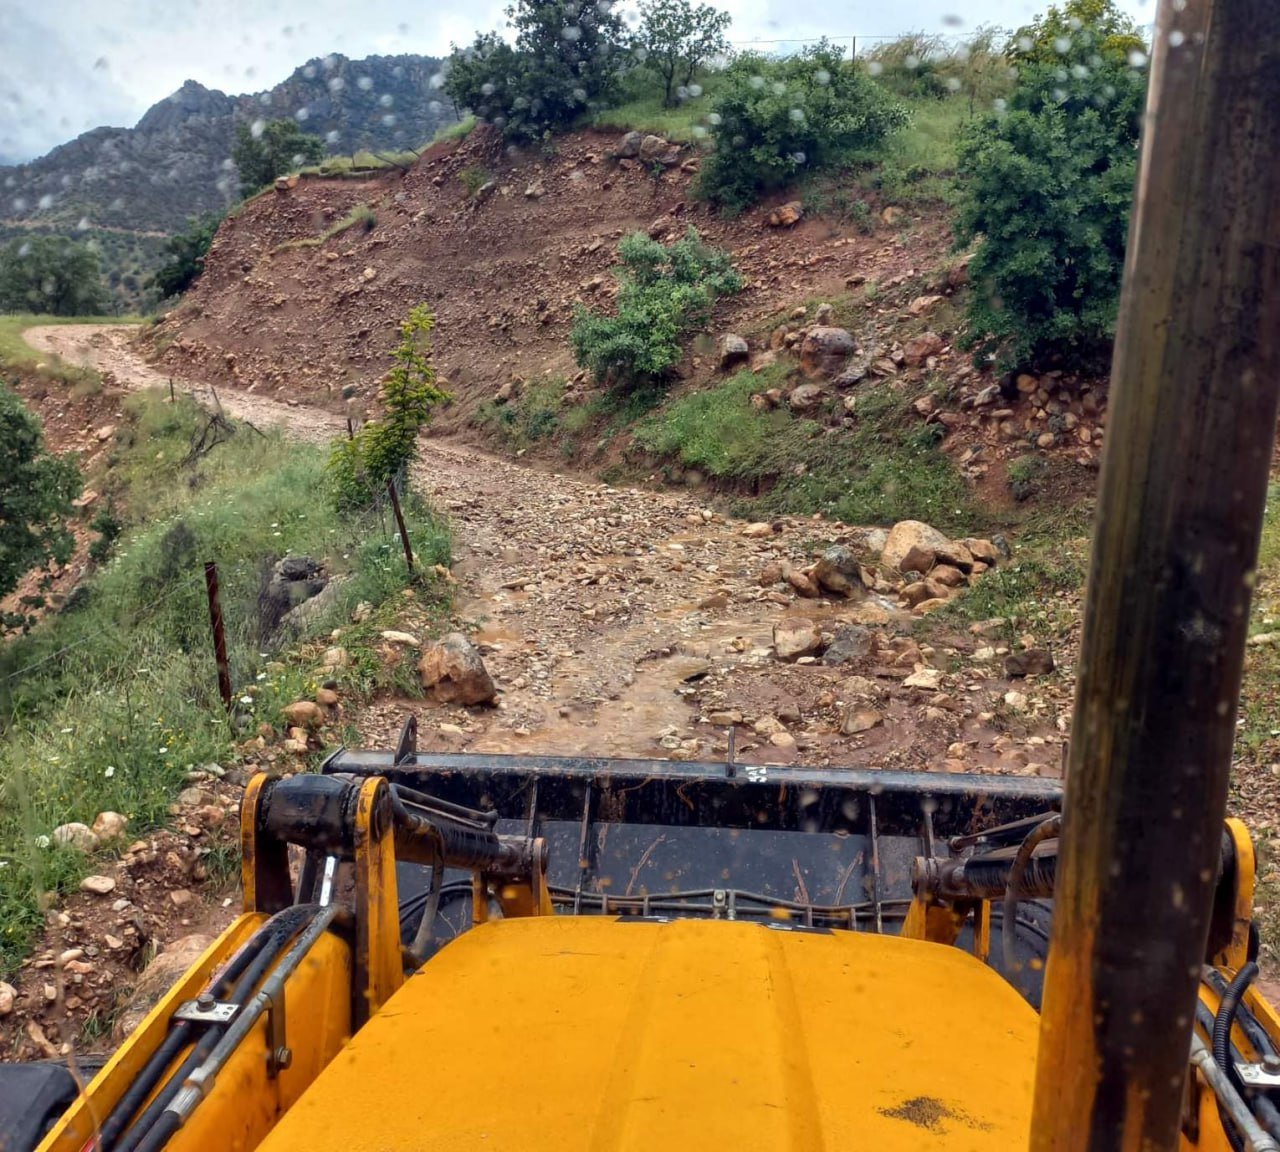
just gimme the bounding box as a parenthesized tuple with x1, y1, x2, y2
(27, 323, 1073, 773)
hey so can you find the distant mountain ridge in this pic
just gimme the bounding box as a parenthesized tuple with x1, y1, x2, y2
(0, 53, 455, 236)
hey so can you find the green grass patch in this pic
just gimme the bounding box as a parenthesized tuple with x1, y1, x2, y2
(301, 150, 424, 178)
(273, 203, 377, 253)
(592, 70, 722, 143)
(0, 390, 451, 974)
(433, 116, 477, 144)
(634, 366, 979, 530)
(474, 379, 567, 451)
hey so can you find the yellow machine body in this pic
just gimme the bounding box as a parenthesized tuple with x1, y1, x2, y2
(263, 916, 1039, 1151)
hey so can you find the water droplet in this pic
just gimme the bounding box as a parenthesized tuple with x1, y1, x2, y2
(76, 216, 90, 230)
(1129, 50, 1149, 68)
(1071, 64, 1089, 78)
(815, 69, 831, 86)
(1169, 29, 1186, 47)
(688, 83, 703, 97)
(303, 65, 316, 80)
(481, 82, 496, 96)
(329, 76, 345, 92)
(750, 74, 765, 89)
(251, 119, 266, 139)
(37, 193, 53, 209)
(946, 77, 961, 92)
(707, 111, 722, 126)
(381, 114, 397, 127)
(357, 76, 374, 91)
(572, 87, 587, 102)
(771, 81, 786, 95)
(562, 25, 582, 41)
(1053, 36, 1072, 54)
(429, 72, 445, 90)
(1018, 36, 1034, 52)
(379, 93, 394, 107)
(325, 130, 340, 145)
(905, 53, 921, 71)
(296, 107, 310, 121)
(323, 54, 339, 72)
(788, 107, 805, 123)
(867, 61, 883, 77)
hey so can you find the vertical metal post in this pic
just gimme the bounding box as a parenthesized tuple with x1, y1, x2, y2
(850, 36, 857, 62)
(387, 481, 415, 575)
(1031, 2, 1280, 1150)
(203, 561, 233, 713)
(168, 378, 175, 403)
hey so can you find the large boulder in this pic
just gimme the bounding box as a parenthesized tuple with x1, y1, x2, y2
(717, 334, 750, 372)
(822, 626, 875, 666)
(811, 546, 864, 598)
(615, 131, 643, 158)
(903, 331, 944, 367)
(773, 619, 824, 661)
(882, 520, 955, 574)
(639, 134, 677, 164)
(419, 633, 497, 706)
(799, 327, 856, 378)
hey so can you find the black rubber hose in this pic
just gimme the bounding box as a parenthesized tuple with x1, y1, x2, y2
(1002, 815, 1061, 975)
(98, 919, 281, 1149)
(1205, 967, 1280, 1061)
(1213, 961, 1260, 1152)
(110, 905, 319, 1152)
(131, 1111, 180, 1152)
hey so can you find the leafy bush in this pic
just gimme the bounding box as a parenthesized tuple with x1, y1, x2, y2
(698, 41, 910, 212)
(232, 119, 326, 193)
(1009, 0, 1147, 68)
(570, 229, 742, 391)
(953, 39, 1147, 371)
(150, 214, 222, 300)
(329, 306, 450, 509)
(0, 236, 106, 316)
(87, 501, 123, 564)
(0, 385, 81, 628)
(444, 0, 628, 142)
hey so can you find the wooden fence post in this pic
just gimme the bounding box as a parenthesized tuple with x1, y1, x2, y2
(203, 561, 233, 712)
(387, 482, 415, 576)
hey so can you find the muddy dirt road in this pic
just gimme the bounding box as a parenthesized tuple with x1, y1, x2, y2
(25, 324, 1069, 773)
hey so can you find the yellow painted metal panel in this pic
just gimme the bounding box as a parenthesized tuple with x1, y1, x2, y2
(264, 917, 1039, 1152)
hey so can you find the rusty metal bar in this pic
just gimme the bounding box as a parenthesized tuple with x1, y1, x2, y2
(203, 561, 233, 712)
(1031, 2, 1280, 1150)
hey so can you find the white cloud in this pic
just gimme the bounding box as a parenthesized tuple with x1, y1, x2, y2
(2, 0, 1157, 163)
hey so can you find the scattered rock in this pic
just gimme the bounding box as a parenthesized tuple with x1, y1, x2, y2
(1005, 649, 1056, 677)
(282, 700, 326, 730)
(840, 707, 883, 735)
(799, 327, 856, 378)
(787, 383, 827, 412)
(80, 875, 116, 895)
(902, 668, 943, 690)
(380, 630, 420, 646)
(91, 812, 129, 843)
(822, 626, 874, 665)
(903, 331, 944, 367)
(315, 686, 340, 707)
(902, 579, 949, 607)
(418, 633, 497, 706)
(961, 538, 1001, 566)
(707, 711, 743, 727)
(638, 134, 672, 163)
(814, 302, 834, 324)
(881, 206, 906, 225)
(898, 545, 936, 575)
(615, 131, 643, 158)
(769, 731, 798, 750)
(787, 569, 820, 598)
(169, 889, 195, 908)
(1004, 690, 1030, 712)
(908, 295, 944, 316)
(759, 561, 785, 585)
(882, 520, 955, 574)
(0, 982, 15, 1017)
(53, 822, 98, 853)
(741, 522, 775, 539)
(773, 619, 823, 661)
(322, 646, 349, 670)
(524, 181, 546, 199)
(717, 334, 750, 372)
(766, 200, 804, 228)
(930, 564, 967, 588)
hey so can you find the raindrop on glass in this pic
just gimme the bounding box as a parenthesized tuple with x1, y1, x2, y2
(1169, 29, 1186, 47)
(357, 76, 374, 91)
(251, 119, 266, 139)
(1053, 36, 1072, 54)
(329, 77, 345, 93)
(562, 25, 582, 42)
(379, 93, 394, 107)
(296, 107, 310, 121)
(815, 69, 830, 86)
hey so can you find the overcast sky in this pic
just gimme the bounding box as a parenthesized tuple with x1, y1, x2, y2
(0, 0, 1157, 163)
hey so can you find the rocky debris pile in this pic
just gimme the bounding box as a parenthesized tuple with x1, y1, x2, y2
(0, 771, 243, 1057)
(753, 518, 1001, 618)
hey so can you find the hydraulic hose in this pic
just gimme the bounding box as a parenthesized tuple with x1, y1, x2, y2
(1002, 815, 1061, 975)
(1213, 961, 1260, 1152)
(97, 912, 292, 1150)
(111, 905, 320, 1152)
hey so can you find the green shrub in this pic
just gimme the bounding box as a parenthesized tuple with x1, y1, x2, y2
(232, 119, 325, 193)
(458, 166, 492, 197)
(329, 305, 450, 509)
(0, 236, 106, 317)
(0, 385, 81, 628)
(87, 500, 123, 564)
(953, 43, 1147, 371)
(570, 229, 742, 391)
(150, 214, 222, 301)
(697, 41, 909, 212)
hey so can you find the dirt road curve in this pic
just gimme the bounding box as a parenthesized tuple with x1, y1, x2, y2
(25, 324, 1066, 773)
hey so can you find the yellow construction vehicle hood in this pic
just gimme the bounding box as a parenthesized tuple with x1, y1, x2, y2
(263, 916, 1037, 1151)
